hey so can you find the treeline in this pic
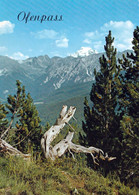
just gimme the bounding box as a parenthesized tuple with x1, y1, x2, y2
(0, 27, 138, 187)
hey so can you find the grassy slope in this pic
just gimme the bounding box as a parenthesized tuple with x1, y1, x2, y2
(0, 156, 136, 195)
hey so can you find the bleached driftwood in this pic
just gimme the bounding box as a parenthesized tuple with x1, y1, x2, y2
(41, 105, 116, 164)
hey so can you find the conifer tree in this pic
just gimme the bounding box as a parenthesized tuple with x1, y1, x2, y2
(2, 80, 23, 139)
(15, 92, 42, 153)
(6, 80, 22, 118)
(82, 31, 122, 174)
(118, 26, 139, 184)
(0, 103, 8, 135)
(6, 80, 42, 153)
(45, 122, 51, 131)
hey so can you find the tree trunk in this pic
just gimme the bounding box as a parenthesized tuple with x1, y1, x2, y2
(0, 138, 30, 160)
(41, 105, 116, 164)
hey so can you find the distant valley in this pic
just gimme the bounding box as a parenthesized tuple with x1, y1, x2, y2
(0, 50, 131, 125)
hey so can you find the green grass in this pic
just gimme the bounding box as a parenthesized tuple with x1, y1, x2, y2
(0, 156, 137, 195)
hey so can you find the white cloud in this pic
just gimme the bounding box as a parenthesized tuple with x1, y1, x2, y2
(56, 37, 69, 48)
(101, 21, 133, 31)
(31, 29, 58, 39)
(84, 20, 134, 52)
(31, 29, 69, 50)
(0, 46, 7, 52)
(0, 21, 15, 35)
(10, 52, 29, 60)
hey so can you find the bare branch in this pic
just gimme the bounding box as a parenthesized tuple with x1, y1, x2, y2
(0, 115, 15, 139)
(41, 105, 116, 164)
(0, 138, 31, 160)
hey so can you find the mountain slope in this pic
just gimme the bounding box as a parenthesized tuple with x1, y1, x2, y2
(0, 50, 131, 102)
(0, 53, 101, 100)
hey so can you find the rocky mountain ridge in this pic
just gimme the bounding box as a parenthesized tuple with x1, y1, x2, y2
(0, 50, 131, 101)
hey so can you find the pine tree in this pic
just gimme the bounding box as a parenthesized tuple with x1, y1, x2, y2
(0, 103, 8, 135)
(6, 80, 42, 153)
(45, 122, 51, 131)
(118, 26, 139, 184)
(82, 31, 122, 174)
(1, 80, 23, 140)
(15, 92, 42, 153)
(6, 80, 22, 118)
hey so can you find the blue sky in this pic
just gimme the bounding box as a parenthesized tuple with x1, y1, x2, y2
(0, 0, 139, 59)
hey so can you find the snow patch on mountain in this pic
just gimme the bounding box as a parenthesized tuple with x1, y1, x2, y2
(0, 68, 8, 76)
(71, 47, 98, 57)
(44, 77, 49, 83)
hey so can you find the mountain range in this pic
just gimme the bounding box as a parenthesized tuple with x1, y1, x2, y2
(0, 50, 131, 125)
(0, 50, 131, 100)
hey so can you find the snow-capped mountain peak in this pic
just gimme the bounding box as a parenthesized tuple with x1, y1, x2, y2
(71, 47, 98, 57)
